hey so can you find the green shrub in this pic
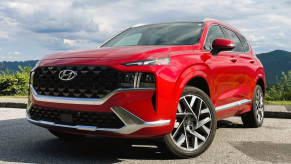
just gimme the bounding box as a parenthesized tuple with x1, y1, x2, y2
(0, 66, 31, 96)
(265, 70, 291, 101)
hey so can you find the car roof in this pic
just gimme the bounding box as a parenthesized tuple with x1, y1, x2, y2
(132, 18, 241, 35)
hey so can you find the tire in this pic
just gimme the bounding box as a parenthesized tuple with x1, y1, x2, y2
(241, 85, 264, 128)
(155, 86, 217, 158)
(48, 129, 87, 140)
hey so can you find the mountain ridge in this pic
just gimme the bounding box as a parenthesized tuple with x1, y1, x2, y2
(0, 50, 290, 84)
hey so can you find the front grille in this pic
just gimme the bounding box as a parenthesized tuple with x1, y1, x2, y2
(33, 66, 119, 98)
(29, 106, 125, 129)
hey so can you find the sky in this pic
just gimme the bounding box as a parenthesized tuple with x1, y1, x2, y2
(0, 0, 291, 61)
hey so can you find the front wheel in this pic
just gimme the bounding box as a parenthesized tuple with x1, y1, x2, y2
(155, 86, 217, 158)
(241, 85, 264, 128)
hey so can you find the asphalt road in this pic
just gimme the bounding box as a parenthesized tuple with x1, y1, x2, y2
(0, 108, 291, 164)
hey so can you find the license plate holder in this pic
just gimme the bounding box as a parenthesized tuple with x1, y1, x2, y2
(60, 113, 73, 122)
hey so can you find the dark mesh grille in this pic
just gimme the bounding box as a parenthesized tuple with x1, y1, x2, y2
(29, 106, 125, 129)
(33, 66, 119, 98)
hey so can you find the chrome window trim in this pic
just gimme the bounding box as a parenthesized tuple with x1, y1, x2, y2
(203, 24, 251, 54)
(203, 18, 240, 32)
(97, 28, 130, 48)
(30, 84, 155, 105)
(27, 106, 170, 134)
(131, 23, 148, 28)
(202, 24, 226, 51)
(236, 33, 251, 54)
(221, 26, 248, 53)
(215, 99, 251, 112)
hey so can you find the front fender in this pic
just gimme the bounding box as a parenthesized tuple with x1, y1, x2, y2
(168, 65, 212, 129)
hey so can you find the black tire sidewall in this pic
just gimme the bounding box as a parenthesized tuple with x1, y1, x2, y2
(163, 86, 217, 158)
(252, 85, 264, 126)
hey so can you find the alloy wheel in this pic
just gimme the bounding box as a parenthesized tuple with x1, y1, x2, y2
(171, 95, 212, 151)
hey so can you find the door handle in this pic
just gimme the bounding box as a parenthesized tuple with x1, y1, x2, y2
(230, 58, 237, 62)
(249, 60, 255, 64)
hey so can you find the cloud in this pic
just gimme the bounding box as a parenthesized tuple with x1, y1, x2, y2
(13, 51, 20, 54)
(8, 56, 12, 58)
(0, 0, 291, 61)
(276, 33, 286, 39)
(0, 48, 2, 51)
(37, 34, 97, 50)
(248, 35, 267, 42)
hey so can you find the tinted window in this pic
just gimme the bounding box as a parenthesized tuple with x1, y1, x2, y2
(222, 27, 244, 52)
(204, 25, 225, 51)
(237, 34, 250, 52)
(113, 33, 142, 46)
(102, 23, 204, 47)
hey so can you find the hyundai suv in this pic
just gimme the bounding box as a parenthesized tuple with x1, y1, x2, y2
(27, 18, 265, 158)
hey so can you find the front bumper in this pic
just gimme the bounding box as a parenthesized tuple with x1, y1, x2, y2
(27, 85, 171, 136)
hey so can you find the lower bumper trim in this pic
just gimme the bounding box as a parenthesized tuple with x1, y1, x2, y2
(27, 106, 170, 134)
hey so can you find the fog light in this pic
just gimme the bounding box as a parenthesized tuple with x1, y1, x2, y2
(118, 72, 136, 88)
(139, 73, 155, 88)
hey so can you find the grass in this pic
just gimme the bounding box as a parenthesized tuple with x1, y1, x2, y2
(265, 100, 291, 106)
(0, 95, 27, 98)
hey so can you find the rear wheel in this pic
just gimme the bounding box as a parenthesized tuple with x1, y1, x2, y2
(48, 129, 87, 140)
(155, 86, 217, 158)
(241, 85, 264, 128)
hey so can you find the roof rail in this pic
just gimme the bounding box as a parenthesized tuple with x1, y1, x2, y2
(203, 17, 240, 32)
(131, 23, 147, 28)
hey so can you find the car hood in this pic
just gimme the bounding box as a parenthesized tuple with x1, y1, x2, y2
(42, 45, 193, 61)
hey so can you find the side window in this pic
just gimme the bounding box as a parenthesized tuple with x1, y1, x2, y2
(222, 27, 244, 52)
(204, 25, 225, 51)
(237, 34, 250, 52)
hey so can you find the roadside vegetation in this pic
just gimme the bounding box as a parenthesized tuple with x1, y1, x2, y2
(0, 66, 31, 96)
(0, 65, 290, 105)
(265, 70, 291, 102)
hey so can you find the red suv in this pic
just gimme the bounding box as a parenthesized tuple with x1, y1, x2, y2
(27, 18, 265, 158)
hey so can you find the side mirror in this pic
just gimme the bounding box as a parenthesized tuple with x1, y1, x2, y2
(210, 38, 235, 55)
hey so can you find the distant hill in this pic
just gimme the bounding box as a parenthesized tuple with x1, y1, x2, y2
(256, 50, 291, 84)
(0, 50, 290, 84)
(0, 60, 39, 72)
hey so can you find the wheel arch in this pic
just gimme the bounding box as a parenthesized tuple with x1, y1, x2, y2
(256, 78, 265, 96)
(169, 69, 213, 125)
(254, 67, 266, 96)
(186, 76, 211, 98)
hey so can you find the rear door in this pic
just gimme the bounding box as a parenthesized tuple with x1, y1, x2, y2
(236, 33, 257, 112)
(221, 27, 252, 111)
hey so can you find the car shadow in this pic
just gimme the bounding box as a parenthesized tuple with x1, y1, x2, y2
(0, 117, 260, 163)
(0, 118, 174, 164)
(217, 119, 246, 129)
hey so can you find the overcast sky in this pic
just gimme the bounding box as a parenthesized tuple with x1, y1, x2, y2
(0, 0, 291, 61)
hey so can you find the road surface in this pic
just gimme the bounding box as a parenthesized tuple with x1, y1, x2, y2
(0, 108, 290, 164)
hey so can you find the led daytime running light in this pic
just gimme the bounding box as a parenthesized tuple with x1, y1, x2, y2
(121, 57, 170, 66)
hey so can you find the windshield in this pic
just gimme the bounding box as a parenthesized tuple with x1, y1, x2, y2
(101, 22, 204, 47)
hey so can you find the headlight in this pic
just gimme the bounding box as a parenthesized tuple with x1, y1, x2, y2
(121, 57, 170, 66)
(118, 72, 155, 88)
